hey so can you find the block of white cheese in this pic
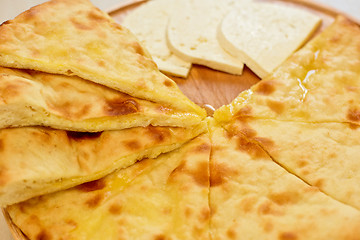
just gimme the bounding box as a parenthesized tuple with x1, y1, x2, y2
(218, 2, 321, 78)
(166, 0, 246, 75)
(122, 0, 191, 78)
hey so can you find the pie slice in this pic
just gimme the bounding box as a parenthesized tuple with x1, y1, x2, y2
(221, 117, 360, 210)
(0, 0, 205, 116)
(209, 119, 360, 239)
(6, 131, 211, 240)
(215, 16, 360, 125)
(0, 121, 206, 206)
(0, 67, 202, 131)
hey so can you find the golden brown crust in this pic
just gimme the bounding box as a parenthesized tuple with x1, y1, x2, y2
(7, 133, 211, 240)
(0, 67, 202, 131)
(209, 120, 360, 240)
(0, 0, 205, 116)
(0, 122, 206, 206)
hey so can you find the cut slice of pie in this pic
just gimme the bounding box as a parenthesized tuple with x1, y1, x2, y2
(6, 131, 211, 240)
(215, 16, 360, 125)
(0, 0, 205, 117)
(209, 119, 360, 239)
(221, 117, 360, 210)
(0, 121, 206, 207)
(0, 67, 202, 131)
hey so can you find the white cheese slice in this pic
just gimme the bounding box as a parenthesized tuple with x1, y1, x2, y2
(166, 0, 246, 75)
(122, 0, 191, 78)
(218, 2, 321, 78)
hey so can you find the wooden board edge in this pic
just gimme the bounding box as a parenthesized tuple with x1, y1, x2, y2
(2, 209, 28, 240)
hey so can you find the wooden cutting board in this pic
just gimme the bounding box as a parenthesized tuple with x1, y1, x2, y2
(3, 0, 358, 239)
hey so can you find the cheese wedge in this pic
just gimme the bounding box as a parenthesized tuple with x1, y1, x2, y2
(209, 119, 360, 239)
(166, 0, 244, 75)
(0, 67, 202, 131)
(122, 0, 192, 78)
(0, 122, 206, 206)
(7, 132, 211, 240)
(0, 0, 205, 116)
(215, 16, 360, 124)
(218, 2, 321, 78)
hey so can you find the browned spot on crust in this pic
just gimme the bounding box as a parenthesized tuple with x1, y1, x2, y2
(314, 179, 324, 188)
(36, 229, 52, 240)
(210, 162, 237, 187)
(236, 135, 270, 159)
(132, 42, 145, 56)
(77, 179, 106, 192)
(347, 108, 360, 122)
(47, 100, 90, 119)
(87, 9, 107, 22)
(97, 60, 106, 67)
(253, 137, 275, 150)
(239, 127, 257, 139)
(269, 191, 300, 205)
(163, 79, 174, 87)
(297, 160, 308, 168)
(263, 221, 273, 232)
(154, 234, 166, 240)
(254, 80, 276, 95)
(0, 166, 8, 186)
(191, 161, 209, 187)
(330, 35, 341, 43)
(21, 6, 40, 21)
(1, 81, 31, 99)
(239, 196, 256, 213)
(0, 20, 12, 26)
(0, 139, 4, 152)
(124, 140, 141, 150)
(67, 131, 102, 141)
(185, 207, 193, 218)
(194, 143, 211, 153)
(105, 98, 139, 116)
(349, 123, 360, 130)
(85, 193, 104, 208)
(168, 161, 186, 181)
(169, 160, 209, 187)
(200, 207, 210, 222)
(147, 126, 170, 143)
(267, 99, 285, 114)
(258, 201, 283, 216)
(71, 18, 92, 30)
(279, 232, 298, 240)
(226, 228, 236, 239)
(109, 203, 122, 215)
(65, 219, 78, 229)
(234, 106, 252, 119)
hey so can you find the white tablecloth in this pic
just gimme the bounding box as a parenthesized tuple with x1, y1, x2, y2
(0, 0, 359, 239)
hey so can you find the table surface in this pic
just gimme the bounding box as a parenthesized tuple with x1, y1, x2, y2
(0, 0, 359, 239)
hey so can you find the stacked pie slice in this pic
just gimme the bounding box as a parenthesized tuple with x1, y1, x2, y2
(2, 1, 360, 240)
(0, 0, 206, 206)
